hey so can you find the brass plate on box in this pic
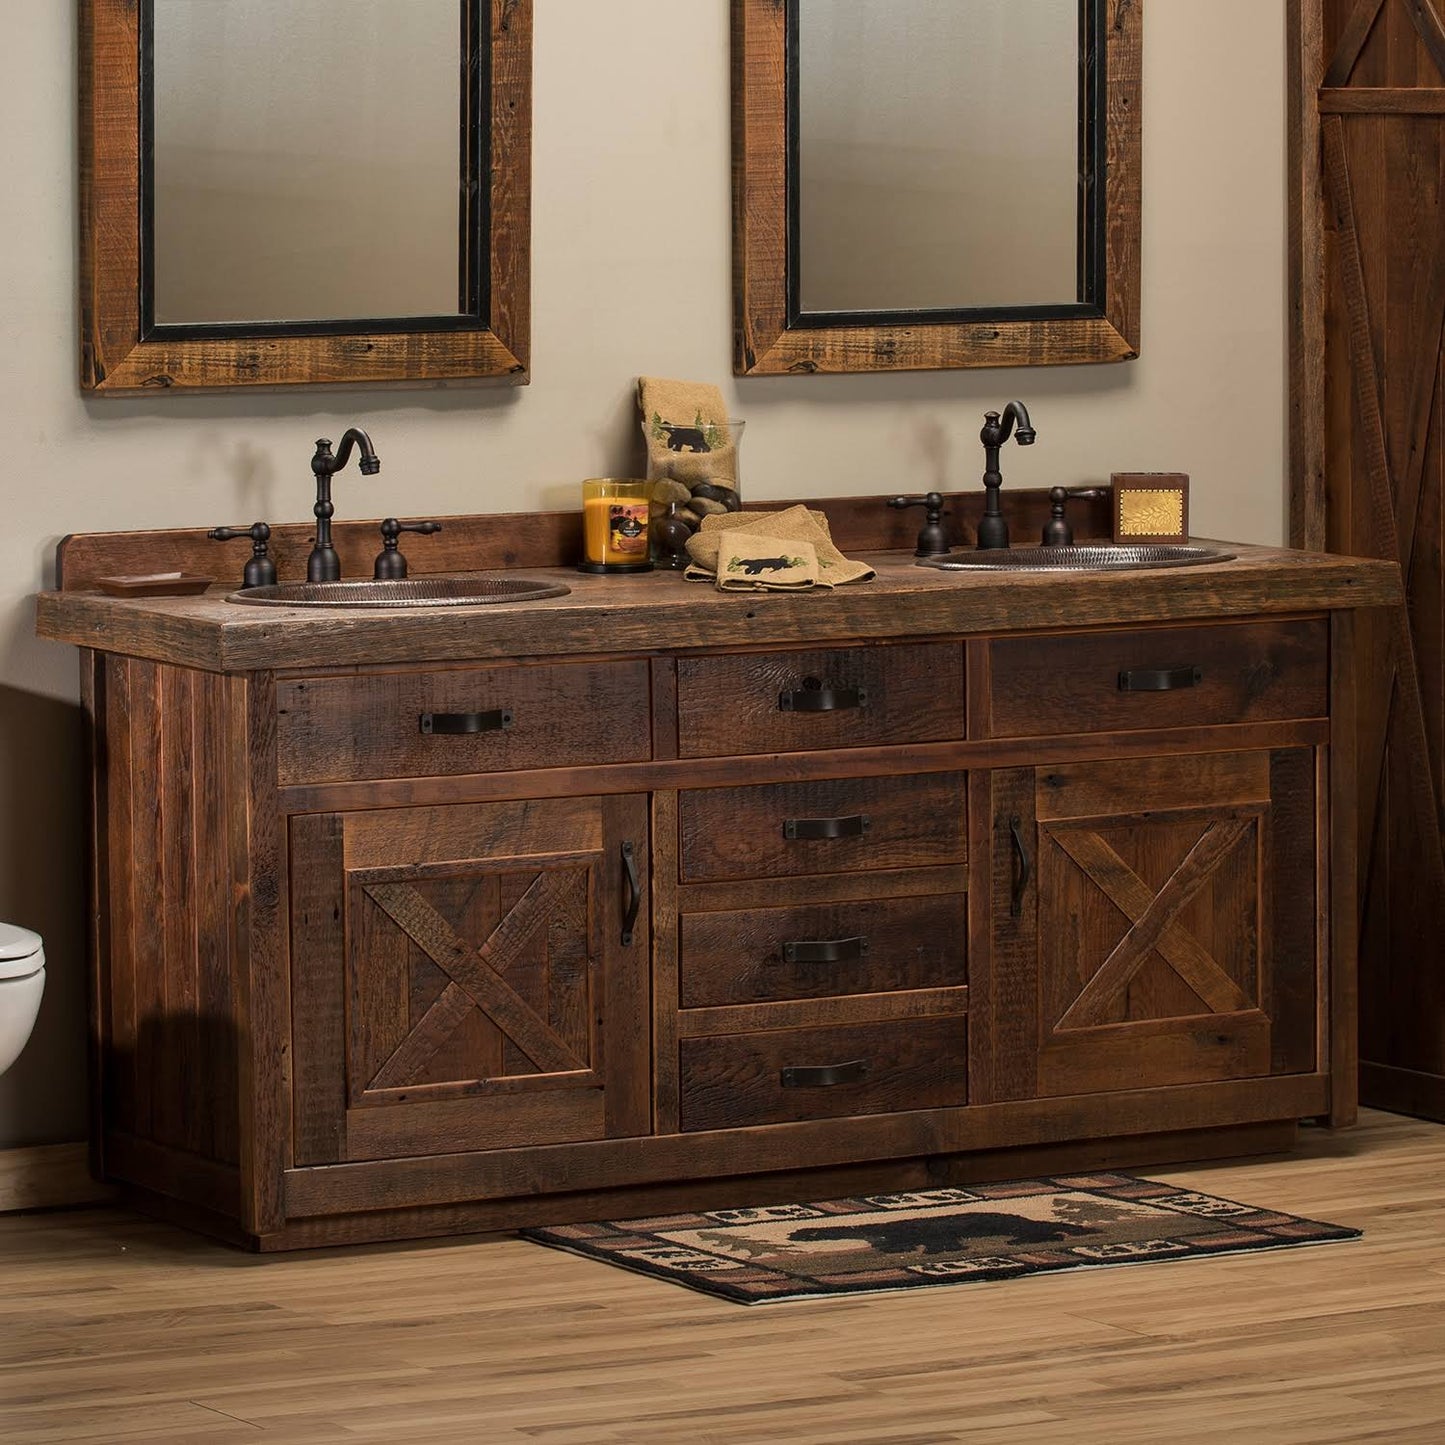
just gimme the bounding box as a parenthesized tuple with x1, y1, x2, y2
(1113, 473, 1189, 545)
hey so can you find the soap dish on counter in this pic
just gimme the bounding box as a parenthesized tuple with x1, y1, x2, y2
(95, 572, 214, 598)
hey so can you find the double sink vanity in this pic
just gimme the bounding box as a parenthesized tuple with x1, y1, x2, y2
(35, 494, 1400, 1250)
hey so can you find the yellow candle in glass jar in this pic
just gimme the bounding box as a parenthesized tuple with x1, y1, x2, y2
(580, 479, 653, 572)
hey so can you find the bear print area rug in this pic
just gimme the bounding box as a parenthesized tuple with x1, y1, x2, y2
(520, 1174, 1361, 1304)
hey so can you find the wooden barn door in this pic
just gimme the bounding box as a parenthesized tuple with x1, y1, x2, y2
(1293, 0, 1445, 1119)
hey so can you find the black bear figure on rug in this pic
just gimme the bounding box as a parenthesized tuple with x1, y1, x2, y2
(790, 1211, 1099, 1255)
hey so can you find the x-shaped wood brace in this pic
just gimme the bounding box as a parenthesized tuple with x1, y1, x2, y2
(1052, 817, 1256, 1031)
(362, 870, 589, 1090)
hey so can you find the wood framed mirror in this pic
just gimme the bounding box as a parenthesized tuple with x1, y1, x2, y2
(79, 0, 531, 393)
(732, 0, 1141, 375)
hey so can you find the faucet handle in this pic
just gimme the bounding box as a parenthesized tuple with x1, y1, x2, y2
(887, 493, 949, 557)
(374, 518, 443, 580)
(1041, 487, 1110, 548)
(208, 522, 275, 589)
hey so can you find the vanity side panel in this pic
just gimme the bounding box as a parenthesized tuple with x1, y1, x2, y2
(93, 656, 245, 1207)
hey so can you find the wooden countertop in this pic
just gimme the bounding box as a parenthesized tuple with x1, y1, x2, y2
(35, 542, 1403, 674)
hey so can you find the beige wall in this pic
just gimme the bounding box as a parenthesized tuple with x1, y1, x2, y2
(0, 1, 1288, 1148)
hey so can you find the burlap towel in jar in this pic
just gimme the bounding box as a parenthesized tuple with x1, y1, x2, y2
(684, 506, 876, 590)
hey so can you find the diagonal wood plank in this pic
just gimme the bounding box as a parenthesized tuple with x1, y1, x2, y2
(1397, 277, 1445, 593)
(366, 879, 586, 1074)
(1057, 821, 1254, 1032)
(1325, 0, 1390, 85)
(1404, 0, 1445, 84)
(1323, 116, 1445, 860)
(1052, 829, 1254, 1019)
(368, 981, 475, 1091)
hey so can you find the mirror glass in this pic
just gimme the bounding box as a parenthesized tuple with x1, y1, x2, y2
(149, 0, 466, 328)
(796, 0, 1084, 315)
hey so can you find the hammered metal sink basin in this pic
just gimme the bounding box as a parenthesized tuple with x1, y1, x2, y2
(919, 544, 1236, 574)
(228, 576, 571, 608)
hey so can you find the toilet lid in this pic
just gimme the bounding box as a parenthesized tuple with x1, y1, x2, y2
(0, 923, 43, 978)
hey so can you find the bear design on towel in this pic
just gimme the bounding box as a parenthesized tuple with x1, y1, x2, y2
(790, 1212, 1099, 1255)
(726, 555, 805, 576)
(660, 422, 712, 453)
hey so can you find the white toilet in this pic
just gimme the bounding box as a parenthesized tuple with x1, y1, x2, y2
(0, 923, 45, 1077)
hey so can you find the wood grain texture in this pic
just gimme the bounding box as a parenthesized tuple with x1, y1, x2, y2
(37, 546, 1400, 676)
(1291, 0, 1329, 549)
(0, 1144, 113, 1214)
(50, 489, 1115, 591)
(678, 1016, 968, 1132)
(674, 642, 965, 757)
(676, 986, 970, 1040)
(92, 655, 243, 1180)
(731, 0, 1142, 373)
(9, 1110, 1445, 1439)
(57, 506, 1381, 1247)
(1011, 750, 1320, 1104)
(78, 0, 531, 391)
(677, 771, 967, 883)
(1294, 8, 1445, 1119)
(983, 618, 1329, 738)
(289, 793, 650, 1165)
(275, 659, 651, 785)
(678, 893, 967, 1007)
(281, 1074, 1330, 1221)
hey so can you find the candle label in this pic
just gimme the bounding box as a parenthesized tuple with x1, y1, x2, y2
(609, 504, 649, 557)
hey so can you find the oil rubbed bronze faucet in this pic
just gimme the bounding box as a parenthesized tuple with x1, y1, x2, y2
(977, 402, 1037, 550)
(308, 428, 381, 582)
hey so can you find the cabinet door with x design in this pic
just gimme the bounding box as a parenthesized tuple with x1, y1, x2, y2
(973, 750, 1319, 1103)
(289, 794, 651, 1164)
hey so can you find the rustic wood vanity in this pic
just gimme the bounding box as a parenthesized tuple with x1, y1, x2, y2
(34, 500, 1401, 1249)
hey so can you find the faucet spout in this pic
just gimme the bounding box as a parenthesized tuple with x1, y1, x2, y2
(981, 401, 1036, 450)
(331, 427, 381, 476)
(977, 402, 1038, 551)
(308, 428, 382, 582)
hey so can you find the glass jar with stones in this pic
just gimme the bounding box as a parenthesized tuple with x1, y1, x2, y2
(645, 419, 745, 569)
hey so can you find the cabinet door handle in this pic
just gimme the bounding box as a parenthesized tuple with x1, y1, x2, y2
(779, 682, 868, 712)
(1009, 814, 1031, 918)
(783, 814, 871, 841)
(620, 841, 641, 946)
(780, 1059, 871, 1088)
(782, 935, 870, 965)
(419, 709, 514, 735)
(1118, 666, 1202, 692)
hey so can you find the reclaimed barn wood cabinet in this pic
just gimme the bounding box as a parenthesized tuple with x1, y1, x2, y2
(35, 510, 1400, 1248)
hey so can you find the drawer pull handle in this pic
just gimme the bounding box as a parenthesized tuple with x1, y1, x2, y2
(420, 709, 514, 735)
(1009, 814, 1031, 918)
(783, 814, 871, 841)
(620, 842, 641, 947)
(780, 1059, 871, 1088)
(779, 679, 868, 713)
(782, 935, 870, 965)
(1118, 666, 1202, 692)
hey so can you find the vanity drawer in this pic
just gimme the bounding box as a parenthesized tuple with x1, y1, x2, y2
(679, 893, 967, 1008)
(981, 619, 1329, 738)
(275, 660, 652, 785)
(675, 642, 964, 758)
(679, 1016, 968, 1132)
(678, 772, 967, 883)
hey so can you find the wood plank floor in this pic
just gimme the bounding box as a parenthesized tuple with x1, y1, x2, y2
(1, 1109, 1442, 1443)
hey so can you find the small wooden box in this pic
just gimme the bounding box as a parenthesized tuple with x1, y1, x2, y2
(1112, 473, 1190, 544)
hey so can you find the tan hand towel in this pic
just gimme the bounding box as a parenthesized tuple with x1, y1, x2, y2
(714, 533, 820, 591)
(684, 506, 876, 588)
